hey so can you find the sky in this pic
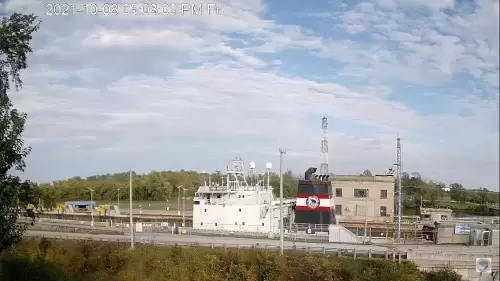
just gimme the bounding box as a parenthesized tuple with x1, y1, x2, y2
(1, 0, 499, 190)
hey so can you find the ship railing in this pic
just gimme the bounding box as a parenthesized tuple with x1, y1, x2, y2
(26, 231, 409, 261)
(292, 223, 331, 233)
(194, 222, 276, 233)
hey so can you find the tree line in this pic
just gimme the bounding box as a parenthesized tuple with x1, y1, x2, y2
(34, 170, 299, 208)
(30, 168, 499, 211)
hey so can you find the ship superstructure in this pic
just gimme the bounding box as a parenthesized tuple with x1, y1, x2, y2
(192, 158, 293, 233)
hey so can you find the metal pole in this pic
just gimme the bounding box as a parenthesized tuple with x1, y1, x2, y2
(268, 169, 272, 234)
(117, 188, 120, 207)
(364, 193, 368, 242)
(177, 186, 181, 216)
(182, 188, 186, 227)
(279, 148, 286, 255)
(129, 170, 135, 249)
(396, 136, 402, 244)
(90, 189, 94, 227)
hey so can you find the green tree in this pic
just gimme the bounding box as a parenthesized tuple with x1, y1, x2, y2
(0, 13, 40, 252)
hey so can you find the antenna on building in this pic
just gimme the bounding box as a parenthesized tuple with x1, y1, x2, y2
(320, 117, 329, 175)
(265, 162, 272, 187)
(395, 135, 403, 244)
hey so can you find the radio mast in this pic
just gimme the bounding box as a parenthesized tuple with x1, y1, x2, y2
(320, 117, 329, 175)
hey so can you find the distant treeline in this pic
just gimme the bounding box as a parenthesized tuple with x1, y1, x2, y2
(0, 238, 463, 281)
(30, 169, 498, 210)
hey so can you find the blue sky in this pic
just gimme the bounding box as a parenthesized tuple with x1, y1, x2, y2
(1, 0, 499, 190)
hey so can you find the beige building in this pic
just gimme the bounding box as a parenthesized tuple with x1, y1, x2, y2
(331, 174, 395, 223)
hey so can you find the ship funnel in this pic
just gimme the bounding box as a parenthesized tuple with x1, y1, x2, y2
(304, 167, 317, 180)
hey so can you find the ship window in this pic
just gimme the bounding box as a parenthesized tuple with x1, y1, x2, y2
(354, 189, 368, 198)
(235, 221, 237, 225)
(215, 223, 218, 226)
(335, 188, 342, 197)
(239, 208, 241, 212)
(335, 205, 342, 215)
(242, 222, 246, 225)
(261, 223, 264, 226)
(204, 209, 207, 212)
(194, 201, 200, 205)
(242, 195, 245, 198)
(201, 222, 203, 225)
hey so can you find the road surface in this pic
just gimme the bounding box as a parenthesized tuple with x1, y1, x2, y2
(25, 230, 393, 253)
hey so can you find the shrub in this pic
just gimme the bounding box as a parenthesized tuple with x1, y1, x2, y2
(0, 238, 465, 281)
(424, 268, 464, 281)
(0, 255, 67, 281)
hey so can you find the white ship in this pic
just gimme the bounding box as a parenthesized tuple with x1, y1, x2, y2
(192, 158, 294, 234)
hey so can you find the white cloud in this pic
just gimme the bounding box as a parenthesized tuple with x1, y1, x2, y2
(1, 0, 498, 190)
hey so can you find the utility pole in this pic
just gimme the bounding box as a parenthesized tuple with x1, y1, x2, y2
(86, 187, 94, 227)
(396, 136, 403, 244)
(266, 162, 272, 235)
(279, 148, 286, 254)
(363, 192, 368, 242)
(177, 185, 183, 216)
(129, 170, 135, 249)
(182, 187, 187, 227)
(117, 187, 123, 208)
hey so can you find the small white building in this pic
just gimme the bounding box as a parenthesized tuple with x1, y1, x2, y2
(192, 159, 294, 234)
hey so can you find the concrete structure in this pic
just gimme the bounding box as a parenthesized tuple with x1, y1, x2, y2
(65, 201, 96, 212)
(429, 221, 499, 246)
(331, 174, 395, 223)
(420, 207, 452, 223)
(404, 245, 499, 281)
(328, 224, 362, 243)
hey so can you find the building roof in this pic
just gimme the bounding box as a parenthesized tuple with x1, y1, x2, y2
(330, 174, 395, 183)
(65, 201, 96, 205)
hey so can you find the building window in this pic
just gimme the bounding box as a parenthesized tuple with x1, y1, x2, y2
(217, 194, 221, 198)
(380, 190, 388, 199)
(336, 188, 343, 197)
(335, 205, 342, 215)
(239, 208, 242, 212)
(380, 206, 387, 217)
(354, 189, 369, 198)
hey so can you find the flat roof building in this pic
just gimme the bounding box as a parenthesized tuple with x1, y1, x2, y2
(332, 174, 395, 223)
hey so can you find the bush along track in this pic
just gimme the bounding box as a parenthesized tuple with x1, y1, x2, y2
(0, 238, 464, 281)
